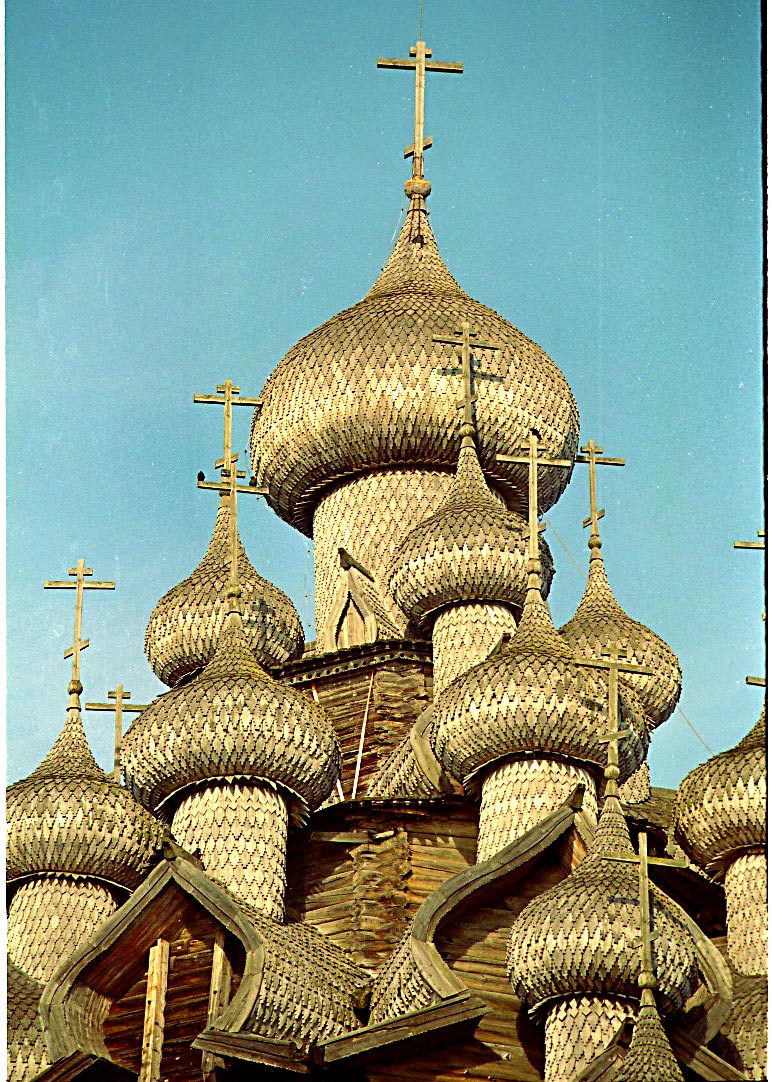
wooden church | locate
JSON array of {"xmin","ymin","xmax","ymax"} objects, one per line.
[{"xmin": 7, "ymin": 31, "xmax": 767, "ymax": 1082}]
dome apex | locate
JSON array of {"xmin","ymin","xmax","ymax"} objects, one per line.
[
  {"xmin": 145, "ymin": 495, "xmax": 304, "ymax": 687},
  {"xmin": 250, "ymin": 199, "xmax": 579, "ymax": 535}
]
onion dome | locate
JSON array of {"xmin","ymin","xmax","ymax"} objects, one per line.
[
  {"xmin": 388, "ymin": 434, "xmax": 554, "ymax": 629},
  {"xmin": 507, "ymin": 791, "xmax": 702, "ymax": 1015},
  {"xmin": 616, "ymin": 1001, "xmax": 684, "ymax": 1082},
  {"xmin": 250, "ymin": 195, "xmax": 579, "ymax": 536},
  {"xmin": 124, "ymin": 610, "xmax": 341, "ymax": 817},
  {"xmin": 559, "ymin": 548, "xmax": 681, "ymax": 728},
  {"xmin": 673, "ymin": 700, "xmax": 766, "ymax": 872},
  {"xmin": 144, "ymin": 495, "xmax": 304, "ymax": 687},
  {"xmin": 7, "ymin": 689, "xmax": 165, "ymax": 889},
  {"xmin": 431, "ymin": 578, "xmax": 648, "ymax": 787},
  {"xmin": 712, "ymin": 971, "xmax": 768, "ymax": 1079}
]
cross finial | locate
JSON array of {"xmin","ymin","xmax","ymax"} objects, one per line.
[
  {"xmin": 44, "ymin": 560, "xmax": 116, "ymax": 696},
  {"xmin": 496, "ymin": 432, "xmax": 573, "ymax": 581},
  {"xmin": 194, "ymin": 380, "xmax": 263, "ymax": 484},
  {"xmin": 574, "ymin": 642, "xmax": 653, "ymax": 796},
  {"xmin": 432, "ymin": 321, "xmax": 500, "ymax": 443},
  {"xmin": 734, "ymin": 530, "xmax": 766, "ymax": 621},
  {"xmin": 574, "ymin": 440, "xmax": 626, "ymax": 556},
  {"xmin": 85, "ymin": 685, "xmax": 148, "ymax": 781},
  {"xmin": 377, "ymin": 40, "xmax": 463, "ymax": 197}
]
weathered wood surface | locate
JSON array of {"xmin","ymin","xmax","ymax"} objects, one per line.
[
  {"xmin": 193, "ymin": 1030, "xmax": 309, "ymax": 1073},
  {"xmin": 283, "ymin": 655, "xmax": 433, "ymax": 796}
]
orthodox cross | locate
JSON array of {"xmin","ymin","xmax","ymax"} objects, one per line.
[
  {"xmin": 571, "ymin": 640, "xmax": 649, "ymax": 779},
  {"xmin": 734, "ymin": 530, "xmax": 766, "ymax": 621},
  {"xmin": 377, "ymin": 41, "xmax": 463, "ymax": 179},
  {"xmin": 44, "ymin": 559, "xmax": 115, "ymax": 688},
  {"xmin": 433, "ymin": 320, "xmax": 501, "ymax": 433},
  {"xmin": 85, "ymin": 685, "xmax": 148, "ymax": 781},
  {"xmin": 574, "ymin": 440, "xmax": 626, "ymax": 543},
  {"xmin": 606, "ymin": 830, "xmax": 688, "ymax": 927},
  {"xmin": 497, "ymin": 430, "xmax": 573, "ymax": 568},
  {"xmin": 194, "ymin": 380, "xmax": 262, "ymax": 482}
]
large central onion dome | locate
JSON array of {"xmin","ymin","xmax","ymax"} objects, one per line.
[
  {"xmin": 7, "ymin": 693, "xmax": 165, "ymax": 889},
  {"xmin": 145, "ymin": 496, "xmax": 304, "ymax": 687},
  {"xmin": 250, "ymin": 196, "xmax": 579, "ymax": 535},
  {"xmin": 388, "ymin": 433, "xmax": 554, "ymax": 630},
  {"xmin": 123, "ymin": 611, "xmax": 340, "ymax": 818}
]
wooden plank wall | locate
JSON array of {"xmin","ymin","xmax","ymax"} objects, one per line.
[{"xmin": 293, "ymin": 661, "xmax": 432, "ymax": 798}]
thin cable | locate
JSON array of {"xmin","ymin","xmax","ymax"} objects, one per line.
[
  {"xmin": 387, "ymin": 199, "xmax": 406, "ymax": 252},
  {"xmin": 543, "ymin": 515, "xmax": 586, "ymax": 580},
  {"xmin": 676, "ymin": 705, "xmax": 714, "ymax": 755},
  {"xmin": 544, "ymin": 517, "xmax": 716, "ymax": 757}
]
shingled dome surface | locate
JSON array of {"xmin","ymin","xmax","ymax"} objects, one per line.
[
  {"xmin": 507, "ymin": 793, "xmax": 702, "ymax": 1014},
  {"xmin": 250, "ymin": 197, "xmax": 579, "ymax": 535},
  {"xmin": 431, "ymin": 583, "xmax": 649, "ymax": 786},
  {"xmin": 388, "ymin": 438, "xmax": 553, "ymax": 628},
  {"xmin": 124, "ymin": 612, "xmax": 341, "ymax": 816},
  {"xmin": 673, "ymin": 701, "xmax": 766, "ymax": 870},
  {"xmin": 559, "ymin": 551, "xmax": 681, "ymax": 728},
  {"xmin": 145, "ymin": 496, "xmax": 304, "ymax": 687},
  {"xmin": 7, "ymin": 707, "xmax": 164, "ymax": 889}
]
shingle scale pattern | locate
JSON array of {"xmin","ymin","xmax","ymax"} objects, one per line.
[
  {"xmin": 145, "ymin": 497, "xmax": 304, "ymax": 687},
  {"xmin": 432, "ymin": 601, "xmax": 518, "ymax": 696},
  {"xmin": 724, "ymin": 852, "xmax": 767, "ymax": 976},
  {"xmin": 366, "ymin": 733, "xmax": 440, "ymax": 800},
  {"xmin": 712, "ymin": 971, "xmax": 768, "ymax": 1080},
  {"xmin": 431, "ymin": 585, "xmax": 648, "ymax": 786},
  {"xmin": 615, "ymin": 1002, "xmax": 685, "ymax": 1082},
  {"xmin": 543, "ymin": 995, "xmax": 631, "ymax": 1082},
  {"xmin": 233, "ymin": 892, "xmax": 368, "ymax": 1046},
  {"xmin": 388, "ymin": 440, "xmax": 553, "ymax": 627},
  {"xmin": 251, "ymin": 197, "xmax": 579, "ymax": 536},
  {"xmin": 559, "ymin": 553, "xmax": 681, "ymax": 729},
  {"xmin": 7, "ymin": 961, "xmax": 49, "ymax": 1082},
  {"xmin": 123, "ymin": 612, "xmax": 341, "ymax": 814},
  {"xmin": 6, "ymin": 707, "xmax": 165, "ymax": 887},
  {"xmin": 368, "ymin": 926, "xmax": 438, "ymax": 1025},
  {"xmin": 507, "ymin": 794, "xmax": 702, "ymax": 1014},
  {"xmin": 673, "ymin": 701, "xmax": 766, "ymax": 870}
]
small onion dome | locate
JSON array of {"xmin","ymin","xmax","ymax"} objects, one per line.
[
  {"xmin": 387, "ymin": 436, "xmax": 554, "ymax": 629},
  {"xmin": 507, "ymin": 793, "xmax": 702, "ymax": 1015},
  {"xmin": 712, "ymin": 971, "xmax": 768, "ymax": 1078},
  {"xmin": 124, "ymin": 611, "xmax": 340, "ymax": 817},
  {"xmin": 559, "ymin": 549, "xmax": 681, "ymax": 729},
  {"xmin": 7, "ymin": 697, "xmax": 165, "ymax": 889},
  {"xmin": 672, "ymin": 701, "xmax": 766, "ymax": 872},
  {"xmin": 250, "ymin": 195, "xmax": 579, "ymax": 536},
  {"xmin": 431, "ymin": 582, "xmax": 648, "ymax": 787},
  {"xmin": 615, "ymin": 1001, "xmax": 684, "ymax": 1082},
  {"xmin": 145, "ymin": 496, "xmax": 304, "ymax": 688}
]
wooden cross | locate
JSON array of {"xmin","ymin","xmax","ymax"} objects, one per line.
[
  {"xmin": 433, "ymin": 320, "xmax": 501, "ymax": 431},
  {"xmin": 497, "ymin": 430, "xmax": 573, "ymax": 568},
  {"xmin": 44, "ymin": 559, "xmax": 115, "ymax": 687},
  {"xmin": 746, "ymin": 675, "xmax": 766, "ymax": 687},
  {"xmin": 605, "ymin": 831, "xmax": 688, "ymax": 942},
  {"xmin": 734, "ymin": 530, "xmax": 766, "ymax": 620},
  {"xmin": 85, "ymin": 685, "xmax": 148, "ymax": 781},
  {"xmin": 575, "ymin": 644, "xmax": 653, "ymax": 741},
  {"xmin": 574, "ymin": 440, "xmax": 626, "ymax": 542},
  {"xmin": 377, "ymin": 41, "xmax": 463, "ymax": 179},
  {"xmin": 194, "ymin": 379, "xmax": 262, "ymax": 482}
]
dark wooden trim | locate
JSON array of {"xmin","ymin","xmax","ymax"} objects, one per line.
[
  {"xmin": 32, "ymin": 1052, "xmax": 136, "ymax": 1082},
  {"xmin": 193, "ymin": 1031, "xmax": 309, "ymax": 1074},
  {"xmin": 312, "ymin": 992, "xmax": 489, "ymax": 1068},
  {"xmin": 670, "ymin": 1029, "xmax": 748, "ymax": 1080},
  {"xmin": 277, "ymin": 640, "xmax": 432, "ymax": 684},
  {"xmin": 41, "ymin": 852, "xmax": 266, "ymax": 1062}
]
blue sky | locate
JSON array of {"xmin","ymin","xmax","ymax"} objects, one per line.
[{"xmin": 7, "ymin": 0, "xmax": 764, "ymax": 786}]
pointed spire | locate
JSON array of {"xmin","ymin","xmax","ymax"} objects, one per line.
[{"xmin": 26, "ymin": 699, "xmax": 105, "ymax": 784}]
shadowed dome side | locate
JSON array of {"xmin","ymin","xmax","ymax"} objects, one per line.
[
  {"xmin": 388, "ymin": 437, "xmax": 553, "ymax": 628},
  {"xmin": 145, "ymin": 496, "xmax": 304, "ymax": 687},
  {"xmin": 507, "ymin": 795, "xmax": 702, "ymax": 1015},
  {"xmin": 431, "ymin": 584, "xmax": 648, "ymax": 786},
  {"xmin": 673, "ymin": 701, "xmax": 766, "ymax": 870},
  {"xmin": 124, "ymin": 613, "xmax": 341, "ymax": 816},
  {"xmin": 250, "ymin": 197, "xmax": 579, "ymax": 536},
  {"xmin": 7, "ymin": 703, "xmax": 165, "ymax": 888},
  {"xmin": 559, "ymin": 551, "xmax": 681, "ymax": 728}
]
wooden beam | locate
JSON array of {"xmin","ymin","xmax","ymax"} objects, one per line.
[
  {"xmin": 202, "ymin": 929, "xmax": 233, "ymax": 1081},
  {"xmin": 138, "ymin": 938, "xmax": 169, "ymax": 1082}
]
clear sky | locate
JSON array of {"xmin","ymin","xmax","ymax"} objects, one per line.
[{"xmin": 7, "ymin": 1, "xmax": 764, "ymax": 788}]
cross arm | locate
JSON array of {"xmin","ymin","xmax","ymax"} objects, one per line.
[
  {"xmin": 377, "ymin": 57, "xmax": 463, "ymax": 73},
  {"xmin": 574, "ymin": 454, "xmax": 625, "ymax": 467},
  {"xmin": 604, "ymin": 853, "xmax": 689, "ymax": 870},
  {"xmin": 85, "ymin": 702, "xmax": 148, "ymax": 713},
  {"xmin": 574, "ymin": 656, "xmax": 654, "ymax": 676},
  {"xmin": 44, "ymin": 581, "xmax": 115, "ymax": 590},
  {"xmin": 495, "ymin": 454, "xmax": 573, "ymax": 468}
]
